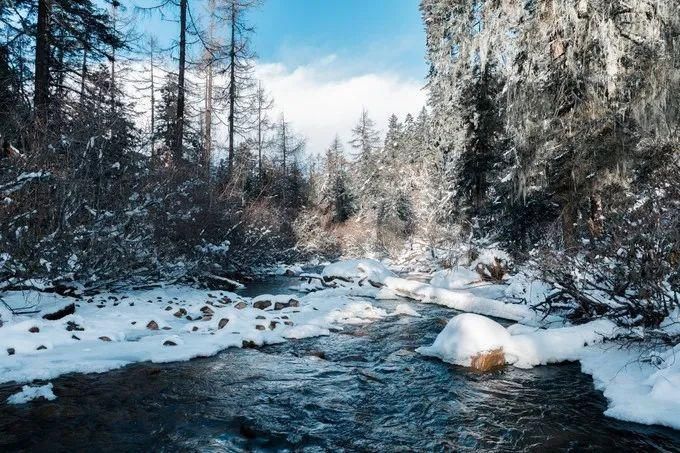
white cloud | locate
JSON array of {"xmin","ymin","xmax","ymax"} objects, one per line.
[{"xmin": 255, "ymin": 55, "xmax": 426, "ymax": 156}]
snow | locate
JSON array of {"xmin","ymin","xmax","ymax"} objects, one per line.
[
  {"xmin": 383, "ymin": 276, "xmax": 550, "ymax": 325},
  {"xmin": 416, "ymin": 313, "xmax": 511, "ymax": 367},
  {"xmin": 7, "ymin": 383, "xmax": 56, "ymax": 404},
  {"xmin": 391, "ymin": 304, "xmax": 421, "ymax": 317},
  {"xmin": 321, "ymin": 259, "xmax": 396, "ymax": 284},
  {"xmin": 417, "ymin": 313, "xmax": 617, "ymax": 369},
  {"xmin": 430, "ymin": 267, "xmax": 480, "ymax": 290},
  {"xmin": 0, "ymin": 284, "xmax": 387, "ymax": 385}
]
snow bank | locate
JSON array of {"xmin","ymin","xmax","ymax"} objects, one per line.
[
  {"xmin": 383, "ymin": 276, "xmax": 547, "ymax": 324},
  {"xmin": 580, "ymin": 344, "xmax": 680, "ymax": 430},
  {"xmin": 0, "ymin": 284, "xmax": 388, "ymax": 385},
  {"xmin": 321, "ymin": 259, "xmax": 396, "ymax": 284},
  {"xmin": 7, "ymin": 383, "xmax": 56, "ymax": 404}
]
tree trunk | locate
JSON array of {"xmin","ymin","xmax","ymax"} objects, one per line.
[
  {"xmin": 588, "ymin": 192, "xmax": 603, "ymax": 238},
  {"xmin": 34, "ymin": 0, "xmax": 51, "ymax": 132},
  {"xmin": 149, "ymin": 47, "xmax": 156, "ymax": 161},
  {"xmin": 562, "ymin": 202, "xmax": 578, "ymax": 250},
  {"xmin": 257, "ymin": 81, "xmax": 262, "ymax": 179},
  {"xmin": 227, "ymin": 1, "xmax": 236, "ymax": 176},
  {"xmin": 174, "ymin": 0, "xmax": 187, "ymax": 164}
]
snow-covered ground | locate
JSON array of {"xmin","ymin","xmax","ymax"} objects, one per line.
[{"xmin": 0, "ymin": 283, "xmax": 395, "ymax": 386}]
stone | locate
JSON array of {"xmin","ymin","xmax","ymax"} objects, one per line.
[
  {"xmin": 66, "ymin": 321, "xmax": 84, "ymax": 331},
  {"xmin": 99, "ymin": 336, "xmax": 112, "ymax": 342},
  {"xmin": 269, "ymin": 321, "xmax": 279, "ymax": 330},
  {"xmin": 36, "ymin": 345, "xmax": 47, "ymax": 350},
  {"xmin": 192, "ymin": 326, "xmax": 199, "ymax": 332},
  {"xmin": 42, "ymin": 303, "xmax": 76, "ymax": 321},
  {"xmin": 162, "ymin": 327, "xmax": 172, "ymax": 330},
  {"xmin": 256, "ymin": 315, "xmax": 266, "ymax": 320},
  {"xmin": 253, "ymin": 300, "xmax": 272, "ymax": 310},
  {"xmin": 284, "ymin": 321, "xmax": 293, "ymax": 326},
  {"xmin": 242, "ymin": 340, "xmax": 258, "ymax": 349},
  {"xmin": 165, "ymin": 306, "xmax": 173, "ymax": 311},
  {"xmin": 146, "ymin": 320, "xmax": 159, "ymax": 330},
  {"xmin": 163, "ymin": 340, "xmax": 177, "ymax": 346},
  {"xmin": 218, "ymin": 318, "xmax": 229, "ymax": 329},
  {"xmin": 28, "ymin": 326, "xmax": 40, "ymax": 333},
  {"xmin": 255, "ymin": 325, "xmax": 266, "ymax": 331},
  {"xmin": 274, "ymin": 299, "xmax": 300, "ymax": 310},
  {"xmin": 307, "ymin": 351, "xmax": 326, "ymax": 360},
  {"xmin": 173, "ymin": 308, "xmax": 187, "ymax": 318},
  {"xmin": 234, "ymin": 301, "xmax": 248, "ymax": 310},
  {"xmin": 71, "ymin": 335, "xmax": 80, "ymax": 341},
  {"xmin": 470, "ymin": 348, "xmax": 506, "ymax": 372},
  {"xmin": 200, "ymin": 306, "xmax": 214, "ymax": 316},
  {"xmin": 130, "ymin": 321, "xmax": 137, "ymax": 325},
  {"xmin": 7, "ymin": 348, "xmax": 15, "ymax": 356}
]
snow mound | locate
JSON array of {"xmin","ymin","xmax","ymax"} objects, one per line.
[
  {"xmin": 322, "ymin": 259, "xmax": 396, "ymax": 284},
  {"xmin": 7, "ymin": 383, "xmax": 57, "ymax": 404},
  {"xmin": 416, "ymin": 314, "xmax": 511, "ymax": 367}
]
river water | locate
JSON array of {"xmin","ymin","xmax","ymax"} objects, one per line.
[{"xmin": 1, "ymin": 276, "xmax": 679, "ymax": 452}]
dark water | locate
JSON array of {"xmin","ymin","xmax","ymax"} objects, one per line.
[{"xmin": 1, "ymin": 278, "xmax": 680, "ymax": 452}]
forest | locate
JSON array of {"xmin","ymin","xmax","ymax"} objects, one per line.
[{"xmin": 0, "ymin": 0, "xmax": 679, "ymax": 450}]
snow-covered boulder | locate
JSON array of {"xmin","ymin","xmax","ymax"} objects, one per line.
[
  {"xmin": 321, "ymin": 259, "xmax": 396, "ymax": 285},
  {"xmin": 416, "ymin": 313, "xmax": 510, "ymax": 369}
]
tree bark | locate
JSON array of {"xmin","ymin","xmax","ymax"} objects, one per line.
[
  {"xmin": 174, "ymin": 0, "xmax": 187, "ymax": 164},
  {"xmin": 34, "ymin": 0, "xmax": 51, "ymax": 131},
  {"xmin": 227, "ymin": 1, "xmax": 236, "ymax": 176}
]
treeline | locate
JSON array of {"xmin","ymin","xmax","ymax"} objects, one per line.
[
  {"xmin": 416, "ymin": 0, "xmax": 680, "ymax": 327},
  {"xmin": 0, "ymin": 0, "xmax": 311, "ymax": 291}
]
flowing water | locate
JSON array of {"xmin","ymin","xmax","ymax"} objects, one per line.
[{"xmin": 1, "ymin": 276, "xmax": 679, "ymax": 452}]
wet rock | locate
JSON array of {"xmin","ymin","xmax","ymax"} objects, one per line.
[
  {"xmin": 256, "ymin": 315, "xmax": 266, "ymax": 320},
  {"xmin": 42, "ymin": 303, "xmax": 76, "ymax": 321},
  {"xmin": 130, "ymin": 321, "xmax": 137, "ymax": 325},
  {"xmin": 284, "ymin": 268, "xmax": 297, "ymax": 277},
  {"xmin": 28, "ymin": 326, "xmax": 40, "ymax": 333},
  {"xmin": 162, "ymin": 327, "xmax": 172, "ymax": 330},
  {"xmin": 99, "ymin": 336, "xmax": 112, "ymax": 342},
  {"xmin": 173, "ymin": 308, "xmax": 187, "ymax": 318},
  {"xmin": 269, "ymin": 321, "xmax": 279, "ymax": 330},
  {"xmin": 146, "ymin": 320, "xmax": 159, "ymax": 330},
  {"xmin": 242, "ymin": 340, "xmax": 258, "ymax": 348},
  {"xmin": 234, "ymin": 301, "xmax": 248, "ymax": 310},
  {"xmin": 274, "ymin": 299, "xmax": 300, "ymax": 310},
  {"xmin": 7, "ymin": 348, "xmax": 15, "ymax": 355},
  {"xmin": 129, "ymin": 302, "xmax": 135, "ymax": 306},
  {"xmin": 36, "ymin": 345, "xmax": 47, "ymax": 350},
  {"xmin": 255, "ymin": 325, "xmax": 266, "ymax": 331},
  {"xmin": 218, "ymin": 318, "xmax": 229, "ymax": 329},
  {"xmin": 203, "ymin": 315, "xmax": 213, "ymax": 322},
  {"xmin": 470, "ymin": 348, "xmax": 506, "ymax": 372},
  {"xmin": 284, "ymin": 321, "xmax": 293, "ymax": 326},
  {"xmin": 200, "ymin": 306, "xmax": 214, "ymax": 316},
  {"xmin": 307, "ymin": 351, "xmax": 326, "ymax": 360},
  {"xmin": 186, "ymin": 315, "xmax": 194, "ymax": 321},
  {"xmin": 165, "ymin": 306, "xmax": 173, "ymax": 311},
  {"xmin": 192, "ymin": 326, "xmax": 199, "ymax": 332},
  {"xmin": 66, "ymin": 321, "xmax": 85, "ymax": 331},
  {"xmin": 253, "ymin": 300, "xmax": 272, "ymax": 310},
  {"xmin": 163, "ymin": 340, "xmax": 177, "ymax": 346}
]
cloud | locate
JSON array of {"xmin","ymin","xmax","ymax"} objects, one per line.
[{"xmin": 255, "ymin": 55, "xmax": 426, "ymax": 156}]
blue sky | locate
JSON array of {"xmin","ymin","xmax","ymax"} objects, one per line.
[{"xmin": 130, "ymin": 0, "xmax": 427, "ymax": 154}]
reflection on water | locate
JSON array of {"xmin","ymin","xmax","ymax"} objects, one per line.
[{"xmin": 1, "ymin": 278, "xmax": 679, "ymax": 452}]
